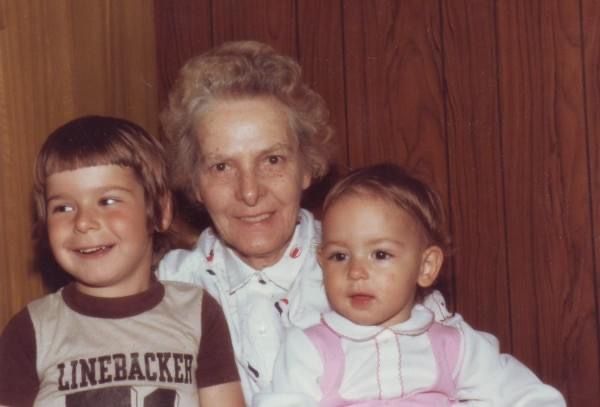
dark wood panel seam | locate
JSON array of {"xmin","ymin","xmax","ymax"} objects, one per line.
[
  {"xmin": 493, "ymin": 0, "xmax": 514, "ymax": 353},
  {"xmin": 0, "ymin": 0, "xmax": 5, "ymax": 30},
  {"xmin": 340, "ymin": 0, "xmax": 350, "ymax": 166},
  {"xmin": 293, "ymin": 0, "xmax": 300, "ymax": 61},
  {"xmin": 209, "ymin": 0, "xmax": 215, "ymax": 46},
  {"xmin": 578, "ymin": 0, "xmax": 600, "ymax": 385},
  {"xmin": 438, "ymin": 0, "xmax": 456, "ymax": 302}
]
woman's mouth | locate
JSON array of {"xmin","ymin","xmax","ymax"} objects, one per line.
[{"xmin": 238, "ymin": 212, "xmax": 273, "ymax": 223}]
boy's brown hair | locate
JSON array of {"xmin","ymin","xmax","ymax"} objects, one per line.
[{"xmin": 33, "ymin": 115, "xmax": 172, "ymax": 269}]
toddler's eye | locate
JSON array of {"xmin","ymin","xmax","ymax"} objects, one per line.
[
  {"xmin": 374, "ymin": 250, "xmax": 392, "ymax": 260},
  {"xmin": 328, "ymin": 252, "xmax": 347, "ymax": 262}
]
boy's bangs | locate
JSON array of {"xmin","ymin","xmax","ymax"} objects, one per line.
[{"xmin": 42, "ymin": 143, "xmax": 135, "ymax": 177}]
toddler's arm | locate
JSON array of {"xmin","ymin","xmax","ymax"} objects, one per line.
[
  {"xmin": 252, "ymin": 327, "xmax": 322, "ymax": 407},
  {"xmin": 455, "ymin": 320, "xmax": 566, "ymax": 406}
]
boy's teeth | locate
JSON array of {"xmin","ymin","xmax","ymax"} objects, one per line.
[{"xmin": 79, "ymin": 246, "xmax": 106, "ymax": 254}]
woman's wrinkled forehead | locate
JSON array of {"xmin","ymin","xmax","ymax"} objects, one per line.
[{"xmin": 194, "ymin": 97, "xmax": 300, "ymax": 160}]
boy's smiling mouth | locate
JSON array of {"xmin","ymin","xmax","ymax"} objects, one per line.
[{"xmin": 75, "ymin": 245, "xmax": 114, "ymax": 255}]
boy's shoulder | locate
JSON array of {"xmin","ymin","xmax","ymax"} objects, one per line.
[
  {"xmin": 26, "ymin": 288, "xmax": 66, "ymax": 319},
  {"xmin": 161, "ymin": 279, "xmax": 208, "ymax": 299}
]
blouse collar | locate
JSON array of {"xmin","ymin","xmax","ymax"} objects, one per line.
[
  {"xmin": 207, "ymin": 209, "xmax": 316, "ymax": 294},
  {"xmin": 321, "ymin": 304, "xmax": 434, "ymax": 341}
]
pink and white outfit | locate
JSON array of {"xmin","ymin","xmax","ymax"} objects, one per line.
[{"xmin": 254, "ymin": 305, "xmax": 566, "ymax": 406}]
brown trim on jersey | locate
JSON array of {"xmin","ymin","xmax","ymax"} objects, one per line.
[
  {"xmin": 0, "ymin": 307, "xmax": 38, "ymax": 406},
  {"xmin": 197, "ymin": 293, "xmax": 241, "ymax": 388},
  {"xmin": 62, "ymin": 279, "xmax": 165, "ymax": 319}
]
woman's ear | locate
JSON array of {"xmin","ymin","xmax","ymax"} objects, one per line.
[
  {"xmin": 302, "ymin": 167, "xmax": 312, "ymax": 191},
  {"xmin": 418, "ymin": 246, "xmax": 444, "ymax": 288}
]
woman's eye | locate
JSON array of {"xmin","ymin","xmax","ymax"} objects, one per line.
[
  {"xmin": 214, "ymin": 163, "xmax": 228, "ymax": 171},
  {"xmin": 374, "ymin": 250, "xmax": 392, "ymax": 260},
  {"xmin": 267, "ymin": 155, "xmax": 283, "ymax": 165}
]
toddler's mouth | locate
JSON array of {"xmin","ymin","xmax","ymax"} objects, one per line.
[{"xmin": 350, "ymin": 294, "xmax": 374, "ymax": 307}]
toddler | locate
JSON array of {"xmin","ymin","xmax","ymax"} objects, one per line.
[{"xmin": 255, "ymin": 163, "xmax": 565, "ymax": 406}]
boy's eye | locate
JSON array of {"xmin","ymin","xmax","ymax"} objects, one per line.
[
  {"xmin": 51, "ymin": 204, "xmax": 74, "ymax": 213},
  {"xmin": 100, "ymin": 197, "xmax": 118, "ymax": 206},
  {"xmin": 374, "ymin": 250, "xmax": 392, "ymax": 260}
]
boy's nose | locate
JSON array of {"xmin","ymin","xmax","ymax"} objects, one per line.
[{"xmin": 74, "ymin": 207, "xmax": 100, "ymax": 232}]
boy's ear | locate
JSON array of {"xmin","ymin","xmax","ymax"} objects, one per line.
[
  {"xmin": 417, "ymin": 246, "xmax": 443, "ymax": 288},
  {"xmin": 158, "ymin": 193, "xmax": 174, "ymax": 232},
  {"xmin": 194, "ymin": 184, "xmax": 204, "ymax": 205}
]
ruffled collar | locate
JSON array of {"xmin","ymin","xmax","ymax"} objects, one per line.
[{"xmin": 321, "ymin": 304, "xmax": 435, "ymax": 341}]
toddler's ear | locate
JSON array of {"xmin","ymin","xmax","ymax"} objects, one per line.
[
  {"xmin": 418, "ymin": 246, "xmax": 443, "ymax": 288},
  {"xmin": 316, "ymin": 246, "xmax": 325, "ymax": 268},
  {"xmin": 158, "ymin": 193, "xmax": 173, "ymax": 231}
]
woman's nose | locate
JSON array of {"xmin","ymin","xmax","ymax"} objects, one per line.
[
  {"xmin": 74, "ymin": 207, "xmax": 100, "ymax": 232},
  {"xmin": 237, "ymin": 169, "xmax": 263, "ymax": 206}
]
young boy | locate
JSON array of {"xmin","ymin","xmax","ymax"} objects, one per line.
[{"xmin": 0, "ymin": 116, "xmax": 244, "ymax": 407}]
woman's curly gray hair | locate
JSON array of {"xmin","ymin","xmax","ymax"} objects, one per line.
[{"xmin": 160, "ymin": 40, "xmax": 335, "ymax": 202}]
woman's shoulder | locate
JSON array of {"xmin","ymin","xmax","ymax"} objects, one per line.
[
  {"xmin": 157, "ymin": 247, "xmax": 206, "ymax": 282},
  {"xmin": 157, "ymin": 228, "xmax": 217, "ymax": 285}
]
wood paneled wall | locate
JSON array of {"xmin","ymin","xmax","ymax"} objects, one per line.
[
  {"xmin": 154, "ymin": 0, "xmax": 599, "ymax": 404},
  {"xmin": 0, "ymin": 0, "xmax": 158, "ymax": 329},
  {"xmin": 1, "ymin": 1, "xmax": 597, "ymax": 404}
]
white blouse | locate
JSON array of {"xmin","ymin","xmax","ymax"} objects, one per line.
[{"xmin": 157, "ymin": 209, "xmax": 330, "ymax": 404}]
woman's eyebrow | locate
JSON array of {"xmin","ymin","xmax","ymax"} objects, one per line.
[
  {"xmin": 263, "ymin": 143, "xmax": 295, "ymax": 154},
  {"xmin": 201, "ymin": 143, "xmax": 296, "ymax": 162}
]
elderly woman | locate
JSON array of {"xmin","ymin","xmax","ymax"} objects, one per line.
[
  {"xmin": 157, "ymin": 41, "xmax": 561, "ymax": 406},
  {"xmin": 157, "ymin": 41, "xmax": 335, "ymax": 402}
]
